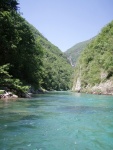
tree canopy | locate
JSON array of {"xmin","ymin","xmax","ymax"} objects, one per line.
[{"xmin": 0, "ymin": 0, "xmax": 19, "ymax": 11}]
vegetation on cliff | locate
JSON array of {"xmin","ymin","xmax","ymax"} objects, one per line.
[{"xmin": 73, "ymin": 20, "xmax": 113, "ymax": 94}]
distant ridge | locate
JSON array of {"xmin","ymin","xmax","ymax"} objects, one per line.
[{"xmin": 64, "ymin": 37, "xmax": 95, "ymax": 66}]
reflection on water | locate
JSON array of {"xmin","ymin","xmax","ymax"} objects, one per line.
[{"xmin": 0, "ymin": 92, "xmax": 113, "ymax": 150}]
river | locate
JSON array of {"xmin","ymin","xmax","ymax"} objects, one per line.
[{"xmin": 0, "ymin": 91, "xmax": 113, "ymax": 150}]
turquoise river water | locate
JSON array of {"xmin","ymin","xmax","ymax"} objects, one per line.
[{"xmin": 0, "ymin": 91, "xmax": 113, "ymax": 150}]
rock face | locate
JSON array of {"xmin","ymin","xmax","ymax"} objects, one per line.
[
  {"xmin": 91, "ymin": 80, "xmax": 113, "ymax": 95},
  {"xmin": 72, "ymin": 79, "xmax": 113, "ymax": 95},
  {"xmin": 72, "ymin": 77, "xmax": 81, "ymax": 92},
  {"xmin": 72, "ymin": 69, "xmax": 113, "ymax": 95}
]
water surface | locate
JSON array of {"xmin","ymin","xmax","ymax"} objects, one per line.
[{"xmin": 0, "ymin": 92, "xmax": 113, "ymax": 150}]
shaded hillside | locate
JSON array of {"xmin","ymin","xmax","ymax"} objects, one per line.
[
  {"xmin": 0, "ymin": 3, "xmax": 44, "ymax": 95},
  {"xmin": 72, "ymin": 20, "xmax": 113, "ymax": 95},
  {"xmin": 64, "ymin": 38, "xmax": 94, "ymax": 66}
]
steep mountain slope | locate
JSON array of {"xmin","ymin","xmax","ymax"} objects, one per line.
[
  {"xmin": 0, "ymin": 0, "xmax": 73, "ymax": 96},
  {"xmin": 64, "ymin": 39, "xmax": 93, "ymax": 66},
  {"xmin": 29, "ymin": 24, "xmax": 73, "ymax": 91},
  {"xmin": 72, "ymin": 20, "xmax": 113, "ymax": 95},
  {"xmin": 0, "ymin": 2, "xmax": 44, "ymax": 95}
]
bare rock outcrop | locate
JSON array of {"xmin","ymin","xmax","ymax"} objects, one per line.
[
  {"xmin": 91, "ymin": 80, "xmax": 113, "ymax": 95},
  {"xmin": 72, "ymin": 77, "xmax": 81, "ymax": 92}
]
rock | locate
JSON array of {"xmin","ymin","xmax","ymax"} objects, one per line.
[
  {"xmin": 0, "ymin": 90, "xmax": 18, "ymax": 99},
  {"xmin": 91, "ymin": 80, "xmax": 113, "ymax": 95},
  {"xmin": 12, "ymin": 94, "xmax": 18, "ymax": 98},
  {"xmin": 72, "ymin": 77, "xmax": 81, "ymax": 92},
  {"xmin": 72, "ymin": 76, "xmax": 113, "ymax": 95}
]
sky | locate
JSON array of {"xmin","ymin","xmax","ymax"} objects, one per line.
[{"xmin": 19, "ymin": 0, "xmax": 113, "ymax": 52}]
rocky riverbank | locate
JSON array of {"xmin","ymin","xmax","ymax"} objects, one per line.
[
  {"xmin": 0, "ymin": 87, "xmax": 48, "ymax": 100},
  {"xmin": 72, "ymin": 78, "xmax": 113, "ymax": 95},
  {"xmin": 0, "ymin": 90, "xmax": 18, "ymax": 99}
]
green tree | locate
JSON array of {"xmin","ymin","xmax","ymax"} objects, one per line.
[
  {"xmin": 0, "ymin": 2, "xmax": 43, "ymax": 90},
  {"xmin": 0, "ymin": 0, "xmax": 19, "ymax": 11},
  {"xmin": 0, "ymin": 64, "xmax": 29, "ymax": 95}
]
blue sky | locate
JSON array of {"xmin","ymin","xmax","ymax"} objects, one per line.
[{"xmin": 19, "ymin": 0, "xmax": 113, "ymax": 52}]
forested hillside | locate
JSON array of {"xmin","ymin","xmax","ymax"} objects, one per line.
[
  {"xmin": 29, "ymin": 25, "xmax": 73, "ymax": 91},
  {"xmin": 64, "ymin": 38, "xmax": 95, "ymax": 66},
  {"xmin": 72, "ymin": 20, "xmax": 113, "ymax": 95},
  {"xmin": 0, "ymin": 0, "xmax": 73, "ymax": 97}
]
